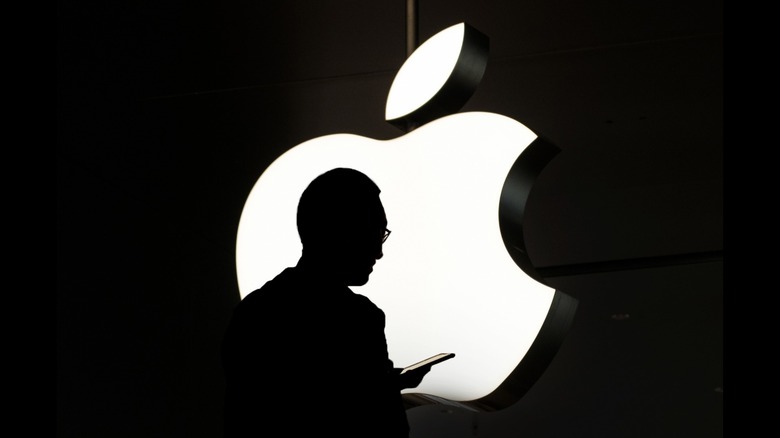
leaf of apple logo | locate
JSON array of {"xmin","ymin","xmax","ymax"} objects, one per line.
[{"xmin": 236, "ymin": 22, "xmax": 577, "ymax": 412}]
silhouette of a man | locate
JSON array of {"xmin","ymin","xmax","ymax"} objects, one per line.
[{"xmin": 222, "ymin": 167, "xmax": 431, "ymax": 437}]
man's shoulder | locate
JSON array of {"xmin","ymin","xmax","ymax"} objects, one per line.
[
  {"xmin": 237, "ymin": 267, "xmax": 384, "ymax": 316},
  {"xmin": 239, "ymin": 268, "xmax": 297, "ymax": 306},
  {"xmin": 260, "ymin": 267, "xmax": 302, "ymax": 290}
]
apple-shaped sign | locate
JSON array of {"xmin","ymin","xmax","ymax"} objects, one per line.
[{"xmin": 236, "ymin": 22, "xmax": 577, "ymax": 412}]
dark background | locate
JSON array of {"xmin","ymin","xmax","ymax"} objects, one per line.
[{"xmin": 57, "ymin": 0, "xmax": 723, "ymax": 436}]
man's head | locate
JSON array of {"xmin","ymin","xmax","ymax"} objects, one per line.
[{"xmin": 297, "ymin": 168, "xmax": 388, "ymax": 285}]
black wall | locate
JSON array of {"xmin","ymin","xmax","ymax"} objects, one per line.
[{"xmin": 57, "ymin": 1, "xmax": 723, "ymax": 436}]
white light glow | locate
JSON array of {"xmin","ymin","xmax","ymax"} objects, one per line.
[
  {"xmin": 385, "ymin": 23, "xmax": 465, "ymax": 121},
  {"xmin": 236, "ymin": 112, "xmax": 555, "ymax": 401}
]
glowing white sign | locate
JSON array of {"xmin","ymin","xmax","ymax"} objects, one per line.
[{"xmin": 236, "ymin": 22, "xmax": 575, "ymax": 410}]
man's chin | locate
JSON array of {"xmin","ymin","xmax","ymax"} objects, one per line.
[{"xmin": 347, "ymin": 273, "xmax": 371, "ymax": 287}]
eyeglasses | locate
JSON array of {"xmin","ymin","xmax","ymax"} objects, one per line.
[{"xmin": 382, "ymin": 228, "xmax": 392, "ymax": 243}]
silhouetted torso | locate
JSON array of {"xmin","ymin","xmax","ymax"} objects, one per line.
[{"xmin": 222, "ymin": 263, "xmax": 409, "ymax": 437}]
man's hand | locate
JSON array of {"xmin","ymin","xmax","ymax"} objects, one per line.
[{"xmin": 398, "ymin": 364, "xmax": 432, "ymax": 390}]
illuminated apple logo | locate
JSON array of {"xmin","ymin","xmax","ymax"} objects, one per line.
[{"xmin": 236, "ymin": 22, "xmax": 577, "ymax": 412}]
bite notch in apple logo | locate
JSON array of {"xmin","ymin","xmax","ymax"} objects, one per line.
[{"xmin": 236, "ymin": 22, "xmax": 578, "ymax": 412}]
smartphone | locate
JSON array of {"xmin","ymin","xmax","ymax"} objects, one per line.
[{"xmin": 400, "ymin": 353, "xmax": 455, "ymax": 374}]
